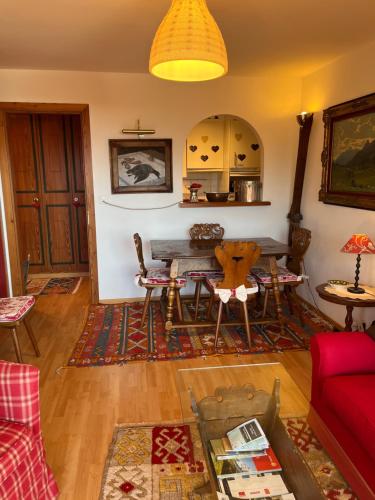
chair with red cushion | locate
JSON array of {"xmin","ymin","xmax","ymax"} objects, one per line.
[
  {"xmin": 133, "ymin": 233, "xmax": 186, "ymax": 327},
  {"xmin": 205, "ymin": 241, "xmax": 260, "ymax": 349},
  {"xmin": 0, "ymin": 296, "xmax": 40, "ymax": 363},
  {"xmin": 252, "ymin": 227, "xmax": 311, "ymax": 323},
  {"xmin": 186, "ymin": 223, "xmax": 225, "ymax": 320},
  {"xmin": 0, "ymin": 360, "xmax": 58, "ymax": 499}
]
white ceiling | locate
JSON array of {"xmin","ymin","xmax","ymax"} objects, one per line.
[{"xmin": 1, "ymin": 0, "xmax": 375, "ymax": 77}]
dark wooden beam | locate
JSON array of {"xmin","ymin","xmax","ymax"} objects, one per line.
[{"xmin": 287, "ymin": 113, "xmax": 314, "ymax": 245}]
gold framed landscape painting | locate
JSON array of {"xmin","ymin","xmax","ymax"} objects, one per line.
[
  {"xmin": 319, "ymin": 92, "xmax": 375, "ymax": 210},
  {"xmin": 110, "ymin": 139, "xmax": 173, "ymax": 194}
]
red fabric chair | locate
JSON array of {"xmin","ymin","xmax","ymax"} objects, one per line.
[
  {"xmin": 0, "ymin": 360, "xmax": 58, "ymax": 499},
  {"xmin": 309, "ymin": 332, "xmax": 375, "ymax": 499}
]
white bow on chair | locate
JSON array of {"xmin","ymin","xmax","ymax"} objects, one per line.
[{"xmin": 217, "ymin": 284, "xmax": 248, "ymax": 304}]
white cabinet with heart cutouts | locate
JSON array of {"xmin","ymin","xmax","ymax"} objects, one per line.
[
  {"xmin": 228, "ymin": 118, "xmax": 261, "ymax": 173},
  {"xmin": 186, "ymin": 116, "xmax": 226, "ymax": 171},
  {"xmin": 185, "ymin": 115, "xmax": 261, "ymax": 173}
]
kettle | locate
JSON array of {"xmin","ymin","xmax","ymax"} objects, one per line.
[{"xmin": 237, "ymin": 179, "xmax": 261, "ymax": 202}]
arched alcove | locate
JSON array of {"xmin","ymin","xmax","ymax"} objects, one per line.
[{"xmin": 183, "ymin": 114, "xmax": 263, "ymax": 202}]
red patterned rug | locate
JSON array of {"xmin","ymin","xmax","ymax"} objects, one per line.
[
  {"xmin": 27, "ymin": 277, "xmax": 82, "ymax": 295},
  {"xmin": 68, "ymin": 298, "xmax": 335, "ymax": 367},
  {"xmin": 100, "ymin": 418, "xmax": 357, "ymax": 499}
]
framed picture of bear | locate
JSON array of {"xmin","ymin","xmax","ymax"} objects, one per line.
[
  {"xmin": 109, "ymin": 139, "xmax": 173, "ymax": 194},
  {"xmin": 319, "ymin": 92, "xmax": 375, "ymax": 211}
]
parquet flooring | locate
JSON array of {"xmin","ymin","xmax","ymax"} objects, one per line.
[{"xmin": 0, "ymin": 279, "xmax": 313, "ymax": 499}]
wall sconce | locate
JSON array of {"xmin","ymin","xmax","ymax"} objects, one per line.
[
  {"xmin": 296, "ymin": 111, "xmax": 313, "ymax": 127},
  {"xmin": 122, "ymin": 119, "xmax": 155, "ymax": 138}
]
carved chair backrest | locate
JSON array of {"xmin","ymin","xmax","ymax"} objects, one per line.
[
  {"xmin": 287, "ymin": 227, "xmax": 311, "ymax": 275},
  {"xmin": 189, "ymin": 223, "xmax": 224, "ymax": 240},
  {"xmin": 133, "ymin": 233, "xmax": 147, "ymax": 278},
  {"xmin": 194, "ymin": 379, "xmax": 280, "ymax": 440},
  {"xmin": 22, "ymin": 254, "xmax": 31, "ymax": 295},
  {"xmin": 215, "ymin": 241, "xmax": 261, "ymax": 289}
]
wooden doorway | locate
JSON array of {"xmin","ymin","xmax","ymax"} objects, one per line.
[{"xmin": 0, "ymin": 103, "xmax": 98, "ymax": 303}]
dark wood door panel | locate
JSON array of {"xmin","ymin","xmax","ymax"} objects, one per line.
[
  {"xmin": 46, "ymin": 205, "xmax": 74, "ymax": 267},
  {"xmin": 17, "ymin": 206, "xmax": 45, "ymax": 269},
  {"xmin": 7, "ymin": 112, "xmax": 89, "ymax": 274},
  {"xmin": 39, "ymin": 114, "xmax": 70, "ymax": 193},
  {"xmin": 6, "ymin": 114, "xmax": 39, "ymax": 193},
  {"xmin": 76, "ymin": 205, "xmax": 88, "ymax": 265},
  {"xmin": 70, "ymin": 115, "xmax": 85, "ymax": 193}
]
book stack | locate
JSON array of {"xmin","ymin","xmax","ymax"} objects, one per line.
[{"xmin": 208, "ymin": 418, "xmax": 294, "ymax": 500}]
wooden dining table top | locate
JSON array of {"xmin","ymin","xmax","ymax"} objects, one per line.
[{"xmin": 150, "ymin": 237, "xmax": 291, "ymax": 260}]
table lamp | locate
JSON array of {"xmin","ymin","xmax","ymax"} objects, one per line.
[{"xmin": 341, "ymin": 233, "xmax": 375, "ymax": 294}]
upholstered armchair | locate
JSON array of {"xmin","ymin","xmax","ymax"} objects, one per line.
[{"xmin": 0, "ymin": 360, "xmax": 58, "ymax": 499}]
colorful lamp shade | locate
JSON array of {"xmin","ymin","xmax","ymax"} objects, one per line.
[
  {"xmin": 149, "ymin": 0, "xmax": 228, "ymax": 82},
  {"xmin": 341, "ymin": 234, "xmax": 375, "ymax": 254},
  {"xmin": 341, "ymin": 234, "xmax": 375, "ymax": 294}
]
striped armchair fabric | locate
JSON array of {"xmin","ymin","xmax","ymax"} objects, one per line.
[{"xmin": 0, "ymin": 361, "xmax": 58, "ymax": 499}]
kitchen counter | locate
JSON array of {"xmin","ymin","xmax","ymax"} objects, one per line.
[{"xmin": 178, "ymin": 200, "xmax": 271, "ymax": 208}]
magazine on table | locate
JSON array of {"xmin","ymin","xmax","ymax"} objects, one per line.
[
  {"xmin": 209, "ymin": 442, "xmax": 281, "ymax": 477},
  {"xmin": 219, "ymin": 473, "xmax": 289, "ymax": 499},
  {"xmin": 210, "ymin": 438, "xmax": 268, "ymax": 460},
  {"xmin": 226, "ymin": 418, "xmax": 269, "ymax": 452}
]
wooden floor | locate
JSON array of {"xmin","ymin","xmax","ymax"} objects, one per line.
[{"xmin": 0, "ymin": 279, "xmax": 313, "ymax": 499}]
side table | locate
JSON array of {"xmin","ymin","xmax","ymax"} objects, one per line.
[{"xmin": 316, "ymin": 283, "xmax": 375, "ymax": 331}]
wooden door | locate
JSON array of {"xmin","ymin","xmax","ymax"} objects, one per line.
[
  {"xmin": 6, "ymin": 113, "xmax": 89, "ymax": 274},
  {"xmin": 0, "ymin": 216, "xmax": 7, "ymax": 297}
]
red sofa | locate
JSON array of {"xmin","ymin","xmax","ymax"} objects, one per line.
[{"xmin": 309, "ymin": 332, "xmax": 375, "ymax": 499}]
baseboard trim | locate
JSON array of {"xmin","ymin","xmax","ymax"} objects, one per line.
[
  {"xmin": 296, "ymin": 293, "xmax": 344, "ymax": 331},
  {"xmin": 29, "ymin": 272, "xmax": 89, "ymax": 279}
]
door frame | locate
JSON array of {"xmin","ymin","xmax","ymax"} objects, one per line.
[{"xmin": 0, "ymin": 102, "xmax": 98, "ymax": 303}]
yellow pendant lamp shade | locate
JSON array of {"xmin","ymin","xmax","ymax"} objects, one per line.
[{"xmin": 149, "ymin": 0, "xmax": 228, "ymax": 82}]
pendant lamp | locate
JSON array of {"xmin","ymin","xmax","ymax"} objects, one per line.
[{"xmin": 149, "ymin": 0, "xmax": 228, "ymax": 82}]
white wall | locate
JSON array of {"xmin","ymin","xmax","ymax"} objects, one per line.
[
  {"xmin": 300, "ymin": 41, "xmax": 375, "ymax": 329},
  {"xmin": 0, "ymin": 69, "xmax": 301, "ymax": 299}
]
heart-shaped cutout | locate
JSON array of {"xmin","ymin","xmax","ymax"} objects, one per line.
[
  {"xmin": 201, "ymin": 136, "xmax": 208, "ymax": 143},
  {"xmin": 251, "ymin": 143, "xmax": 259, "ymax": 151},
  {"xmin": 238, "ymin": 154, "xmax": 246, "ymax": 162},
  {"xmin": 201, "ymin": 155, "xmax": 209, "ymax": 162},
  {"xmin": 235, "ymin": 133, "xmax": 242, "ymax": 141},
  {"xmin": 189, "ymin": 145, "xmax": 197, "ymax": 152},
  {"xmin": 211, "ymin": 145, "xmax": 220, "ymax": 153}
]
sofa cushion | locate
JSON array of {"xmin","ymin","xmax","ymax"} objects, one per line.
[
  {"xmin": 322, "ymin": 374, "xmax": 375, "ymax": 459},
  {"xmin": 0, "ymin": 419, "xmax": 34, "ymax": 484}
]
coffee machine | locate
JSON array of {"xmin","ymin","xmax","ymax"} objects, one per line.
[{"xmin": 229, "ymin": 167, "xmax": 262, "ymax": 202}]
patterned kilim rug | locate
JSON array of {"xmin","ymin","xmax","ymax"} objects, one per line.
[
  {"xmin": 26, "ymin": 277, "xmax": 82, "ymax": 295},
  {"xmin": 100, "ymin": 418, "xmax": 357, "ymax": 499},
  {"xmin": 68, "ymin": 299, "xmax": 335, "ymax": 367}
]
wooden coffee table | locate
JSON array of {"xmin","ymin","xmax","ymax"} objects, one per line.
[
  {"xmin": 316, "ymin": 283, "xmax": 375, "ymax": 331},
  {"xmin": 176, "ymin": 363, "xmax": 324, "ymax": 499}
]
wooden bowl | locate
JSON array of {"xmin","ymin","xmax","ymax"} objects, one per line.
[
  {"xmin": 328, "ymin": 279, "xmax": 349, "ymax": 290},
  {"xmin": 205, "ymin": 192, "xmax": 230, "ymax": 202}
]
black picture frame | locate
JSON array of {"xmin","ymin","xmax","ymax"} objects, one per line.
[
  {"xmin": 319, "ymin": 92, "xmax": 375, "ymax": 211},
  {"xmin": 109, "ymin": 138, "xmax": 173, "ymax": 194}
]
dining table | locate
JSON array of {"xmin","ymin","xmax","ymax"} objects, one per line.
[{"xmin": 150, "ymin": 237, "xmax": 292, "ymax": 336}]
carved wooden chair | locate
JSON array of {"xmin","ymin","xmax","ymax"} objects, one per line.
[
  {"xmin": 252, "ymin": 227, "xmax": 311, "ymax": 324},
  {"xmin": 133, "ymin": 233, "xmax": 186, "ymax": 327},
  {"xmin": 205, "ymin": 241, "xmax": 260, "ymax": 349},
  {"xmin": 186, "ymin": 223, "xmax": 225, "ymax": 319}
]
